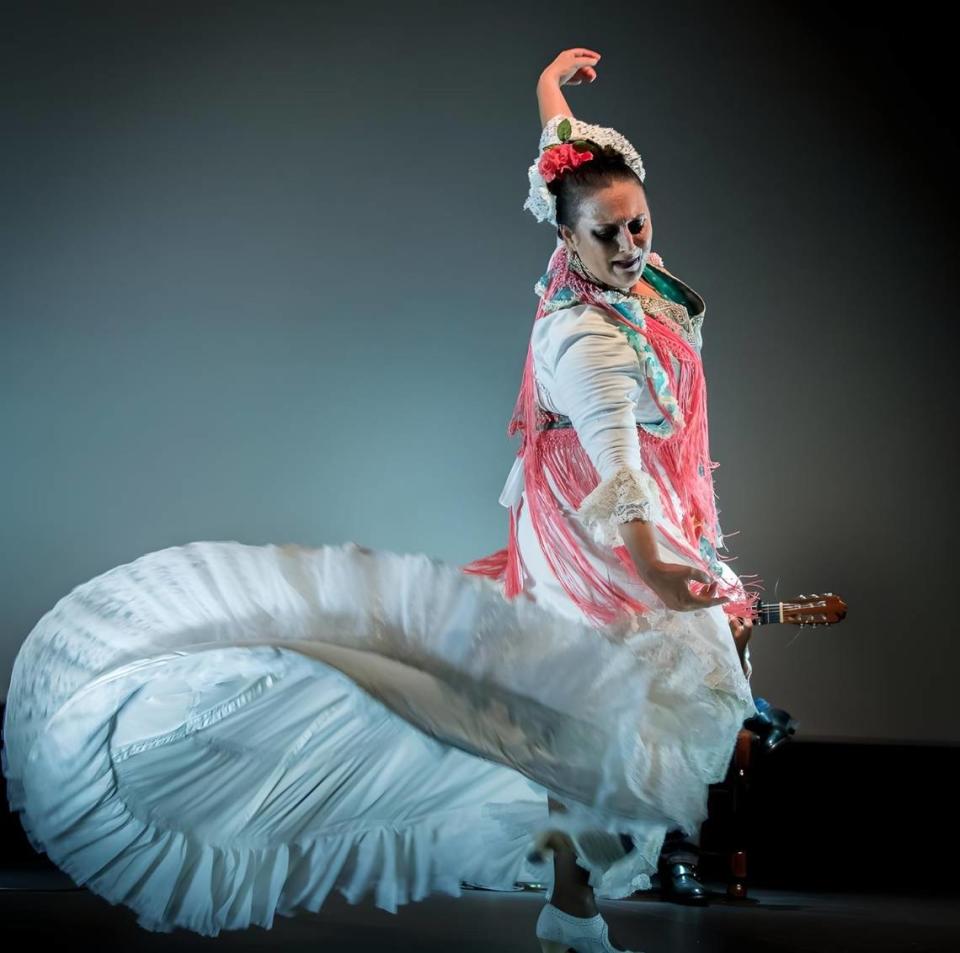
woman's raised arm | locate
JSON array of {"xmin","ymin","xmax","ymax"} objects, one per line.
[{"xmin": 536, "ymin": 48, "xmax": 602, "ymax": 129}]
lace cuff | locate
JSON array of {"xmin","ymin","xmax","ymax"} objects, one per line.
[{"xmin": 576, "ymin": 465, "xmax": 663, "ymax": 548}]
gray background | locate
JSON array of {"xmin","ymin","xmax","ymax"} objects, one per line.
[{"xmin": 2, "ymin": 1, "xmax": 956, "ymax": 744}]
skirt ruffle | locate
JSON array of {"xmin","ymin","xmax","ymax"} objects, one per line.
[{"xmin": 2, "ymin": 539, "xmax": 756, "ymax": 936}]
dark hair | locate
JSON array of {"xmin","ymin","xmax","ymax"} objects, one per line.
[{"xmin": 547, "ymin": 141, "xmax": 646, "ymax": 233}]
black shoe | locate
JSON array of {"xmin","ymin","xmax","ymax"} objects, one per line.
[{"xmin": 657, "ymin": 861, "xmax": 708, "ymax": 905}]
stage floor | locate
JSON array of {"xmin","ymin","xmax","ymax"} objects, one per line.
[{"xmin": 1, "ymin": 864, "xmax": 957, "ymax": 952}]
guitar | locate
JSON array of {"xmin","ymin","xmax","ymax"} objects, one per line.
[
  {"xmin": 753, "ymin": 592, "xmax": 847, "ymax": 627},
  {"xmin": 739, "ymin": 593, "xmax": 846, "ymax": 748},
  {"xmin": 729, "ymin": 593, "xmax": 846, "ymax": 685}
]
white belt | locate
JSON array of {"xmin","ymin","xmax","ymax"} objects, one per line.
[{"xmin": 498, "ymin": 456, "xmax": 525, "ymax": 510}]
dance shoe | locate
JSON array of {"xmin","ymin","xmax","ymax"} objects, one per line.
[
  {"xmin": 656, "ymin": 860, "xmax": 708, "ymax": 905},
  {"xmin": 535, "ymin": 902, "xmax": 646, "ymax": 953}
]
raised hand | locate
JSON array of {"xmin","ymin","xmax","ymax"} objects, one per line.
[{"xmin": 541, "ymin": 48, "xmax": 602, "ymax": 87}]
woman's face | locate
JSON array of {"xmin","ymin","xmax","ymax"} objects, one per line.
[{"xmin": 559, "ymin": 178, "xmax": 652, "ymax": 292}]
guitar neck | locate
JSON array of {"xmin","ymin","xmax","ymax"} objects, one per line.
[
  {"xmin": 755, "ymin": 601, "xmax": 781, "ymax": 625},
  {"xmin": 752, "ymin": 593, "xmax": 846, "ymax": 628}
]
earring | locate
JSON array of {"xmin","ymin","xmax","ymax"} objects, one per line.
[
  {"xmin": 568, "ymin": 246, "xmax": 604, "ymax": 287},
  {"xmin": 568, "ymin": 246, "xmax": 586, "ymax": 275}
]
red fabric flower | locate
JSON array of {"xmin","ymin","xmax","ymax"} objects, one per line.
[{"xmin": 538, "ymin": 143, "xmax": 595, "ymax": 183}]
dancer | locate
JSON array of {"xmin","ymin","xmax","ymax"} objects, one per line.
[
  {"xmin": 2, "ymin": 47, "xmax": 759, "ymax": 953},
  {"xmin": 462, "ymin": 48, "xmax": 759, "ymax": 949}
]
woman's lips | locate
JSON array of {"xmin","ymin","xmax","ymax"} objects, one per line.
[{"xmin": 613, "ymin": 254, "xmax": 641, "ymax": 270}]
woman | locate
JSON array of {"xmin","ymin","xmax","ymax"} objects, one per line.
[
  {"xmin": 463, "ymin": 48, "xmax": 759, "ymax": 950},
  {"xmin": 2, "ymin": 48, "xmax": 757, "ymax": 953}
]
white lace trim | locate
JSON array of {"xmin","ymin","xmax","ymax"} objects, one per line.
[{"xmin": 576, "ymin": 465, "xmax": 663, "ymax": 547}]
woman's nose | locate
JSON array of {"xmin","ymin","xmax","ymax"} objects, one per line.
[{"xmin": 617, "ymin": 227, "xmax": 638, "ymax": 252}]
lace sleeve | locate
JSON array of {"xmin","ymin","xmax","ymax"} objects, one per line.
[
  {"xmin": 547, "ymin": 308, "xmax": 663, "ymax": 547},
  {"xmin": 576, "ymin": 465, "xmax": 663, "ymax": 547}
]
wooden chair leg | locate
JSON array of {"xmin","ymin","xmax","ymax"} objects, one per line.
[{"xmin": 726, "ymin": 729, "xmax": 755, "ymax": 899}]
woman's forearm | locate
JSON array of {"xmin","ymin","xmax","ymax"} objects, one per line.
[
  {"xmin": 536, "ymin": 71, "xmax": 573, "ymax": 129},
  {"xmin": 618, "ymin": 518, "xmax": 660, "ymax": 573}
]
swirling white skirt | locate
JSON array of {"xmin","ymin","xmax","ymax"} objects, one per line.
[{"xmin": 2, "ymin": 537, "xmax": 756, "ymax": 937}]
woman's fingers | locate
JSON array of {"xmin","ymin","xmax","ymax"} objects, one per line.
[
  {"xmin": 566, "ymin": 59, "xmax": 599, "ymax": 83},
  {"xmin": 681, "ymin": 568, "xmax": 730, "ymax": 608},
  {"xmin": 546, "ymin": 49, "xmax": 601, "ymax": 86},
  {"xmin": 567, "ymin": 68, "xmax": 597, "ymax": 86},
  {"xmin": 550, "ymin": 49, "xmax": 600, "ymax": 69},
  {"xmin": 680, "ymin": 579, "xmax": 729, "ymax": 610},
  {"xmin": 644, "ymin": 562, "xmax": 731, "ymax": 612},
  {"xmin": 668, "ymin": 590, "xmax": 728, "ymax": 611},
  {"xmin": 691, "ymin": 594, "xmax": 730, "ymax": 609}
]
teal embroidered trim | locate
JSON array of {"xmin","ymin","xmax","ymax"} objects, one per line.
[
  {"xmin": 534, "ymin": 264, "xmax": 691, "ymax": 439},
  {"xmin": 533, "ymin": 257, "xmax": 726, "ymax": 549}
]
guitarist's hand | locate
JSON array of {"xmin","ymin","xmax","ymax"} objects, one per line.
[{"xmin": 729, "ymin": 615, "xmax": 753, "ymax": 675}]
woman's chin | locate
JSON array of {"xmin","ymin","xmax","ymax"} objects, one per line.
[{"xmin": 604, "ymin": 268, "xmax": 641, "ymax": 291}]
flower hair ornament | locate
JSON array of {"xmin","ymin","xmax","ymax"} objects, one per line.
[{"xmin": 524, "ymin": 114, "xmax": 647, "ymax": 226}]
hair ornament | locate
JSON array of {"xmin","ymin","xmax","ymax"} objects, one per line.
[
  {"xmin": 524, "ymin": 114, "xmax": 646, "ymax": 227},
  {"xmin": 536, "ymin": 118, "xmax": 596, "ymax": 182}
]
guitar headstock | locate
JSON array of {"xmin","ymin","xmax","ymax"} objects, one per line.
[{"xmin": 757, "ymin": 593, "xmax": 847, "ymax": 627}]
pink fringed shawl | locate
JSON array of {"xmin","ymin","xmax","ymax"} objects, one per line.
[{"xmin": 462, "ymin": 243, "xmax": 760, "ymax": 626}]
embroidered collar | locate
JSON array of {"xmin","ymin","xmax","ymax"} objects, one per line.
[
  {"xmin": 533, "ymin": 256, "xmax": 710, "ymax": 439},
  {"xmin": 533, "ymin": 260, "xmax": 705, "ymax": 347}
]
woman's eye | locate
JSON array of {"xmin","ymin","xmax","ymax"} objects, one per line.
[{"xmin": 595, "ymin": 219, "xmax": 645, "ymax": 241}]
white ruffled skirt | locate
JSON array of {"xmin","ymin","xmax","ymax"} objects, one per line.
[{"xmin": 2, "ymin": 538, "xmax": 756, "ymax": 937}]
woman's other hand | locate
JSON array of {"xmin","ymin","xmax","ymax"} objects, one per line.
[
  {"xmin": 619, "ymin": 519, "xmax": 727, "ymax": 612},
  {"xmin": 639, "ymin": 560, "xmax": 730, "ymax": 612},
  {"xmin": 540, "ymin": 48, "xmax": 602, "ymax": 87}
]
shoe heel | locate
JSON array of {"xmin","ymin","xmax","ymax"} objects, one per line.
[{"xmin": 538, "ymin": 941, "xmax": 571, "ymax": 953}]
